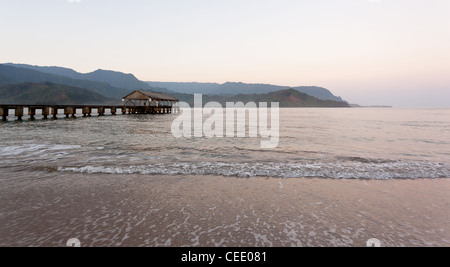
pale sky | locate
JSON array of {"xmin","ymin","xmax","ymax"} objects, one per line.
[{"xmin": 1, "ymin": 0, "xmax": 449, "ymax": 107}]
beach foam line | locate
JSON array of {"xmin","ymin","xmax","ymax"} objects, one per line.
[{"xmin": 57, "ymin": 161, "xmax": 450, "ymax": 180}]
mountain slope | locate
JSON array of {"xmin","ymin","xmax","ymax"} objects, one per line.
[
  {"xmin": 4, "ymin": 64, "xmax": 81, "ymax": 79},
  {"xmin": 83, "ymin": 69, "xmax": 151, "ymax": 91},
  {"xmin": 146, "ymin": 81, "xmax": 221, "ymax": 95},
  {"xmin": 0, "ymin": 64, "xmax": 131, "ymax": 98},
  {"xmin": 5, "ymin": 63, "xmax": 173, "ymax": 93},
  {"xmin": 292, "ymin": 86, "xmax": 342, "ymax": 101},
  {"xmin": 147, "ymin": 81, "xmax": 344, "ymax": 101},
  {"xmin": 0, "ymin": 82, "xmax": 118, "ymax": 105},
  {"xmin": 217, "ymin": 82, "xmax": 343, "ymax": 101},
  {"xmin": 2, "ymin": 63, "xmax": 347, "ymax": 103},
  {"xmin": 0, "ymin": 74, "xmax": 17, "ymax": 87},
  {"xmin": 228, "ymin": 89, "xmax": 348, "ymax": 107},
  {"xmin": 172, "ymin": 88, "xmax": 350, "ymax": 108},
  {"xmin": 4, "ymin": 63, "xmax": 345, "ymax": 102}
]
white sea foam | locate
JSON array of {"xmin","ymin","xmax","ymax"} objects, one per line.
[
  {"xmin": 0, "ymin": 144, "xmax": 81, "ymax": 156},
  {"xmin": 57, "ymin": 160, "xmax": 450, "ymax": 180},
  {"xmin": 46, "ymin": 145, "xmax": 81, "ymax": 150}
]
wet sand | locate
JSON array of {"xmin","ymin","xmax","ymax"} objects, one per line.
[{"xmin": 0, "ymin": 172, "xmax": 449, "ymax": 247}]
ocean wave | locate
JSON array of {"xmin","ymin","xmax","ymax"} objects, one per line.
[
  {"xmin": 335, "ymin": 156, "xmax": 396, "ymax": 164},
  {"xmin": 57, "ymin": 161, "xmax": 450, "ymax": 180},
  {"xmin": 0, "ymin": 144, "xmax": 81, "ymax": 156}
]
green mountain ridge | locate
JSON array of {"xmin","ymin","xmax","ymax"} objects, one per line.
[
  {"xmin": 0, "ymin": 64, "xmax": 131, "ymax": 99},
  {"xmin": 2, "ymin": 63, "xmax": 348, "ymax": 104},
  {"xmin": 4, "ymin": 63, "xmax": 173, "ymax": 93},
  {"xmin": 172, "ymin": 88, "xmax": 350, "ymax": 108},
  {"xmin": 0, "ymin": 82, "xmax": 349, "ymax": 108},
  {"xmin": 147, "ymin": 81, "xmax": 344, "ymax": 102},
  {"xmin": 0, "ymin": 63, "xmax": 350, "ymax": 107},
  {"xmin": 0, "ymin": 82, "xmax": 118, "ymax": 105}
]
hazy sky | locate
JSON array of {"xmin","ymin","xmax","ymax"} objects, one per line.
[{"xmin": 1, "ymin": 0, "xmax": 449, "ymax": 107}]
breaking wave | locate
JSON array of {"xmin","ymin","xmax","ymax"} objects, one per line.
[{"xmin": 58, "ymin": 161, "xmax": 450, "ymax": 180}]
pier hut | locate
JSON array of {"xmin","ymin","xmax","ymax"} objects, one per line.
[{"xmin": 122, "ymin": 91, "xmax": 179, "ymax": 114}]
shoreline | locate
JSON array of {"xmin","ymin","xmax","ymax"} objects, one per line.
[
  {"xmin": 0, "ymin": 172, "xmax": 449, "ymax": 247},
  {"xmin": 54, "ymin": 169, "xmax": 450, "ymax": 181}
]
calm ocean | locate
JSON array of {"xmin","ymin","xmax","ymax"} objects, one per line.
[{"xmin": 0, "ymin": 108, "xmax": 449, "ymax": 180}]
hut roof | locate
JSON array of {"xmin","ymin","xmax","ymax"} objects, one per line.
[{"xmin": 123, "ymin": 91, "xmax": 179, "ymax": 102}]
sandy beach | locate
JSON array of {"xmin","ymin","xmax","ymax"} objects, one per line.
[
  {"xmin": 0, "ymin": 172, "xmax": 448, "ymax": 247},
  {"xmin": 2, "ymin": 0, "xmax": 450, "ymax": 251}
]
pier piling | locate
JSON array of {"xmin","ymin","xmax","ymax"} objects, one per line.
[
  {"xmin": 64, "ymin": 107, "xmax": 73, "ymax": 118},
  {"xmin": 82, "ymin": 107, "xmax": 91, "ymax": 117},
  {"xmin": 52, "ymin": 107, "xmax": 58, "ymax": 119},
  {"xmin": 42, "ymin": 107, "xmax": 49, "ymax": 119},
  {"xmin": 15, "ymin": 107, "xmax": 24, "ymax": 120},
  {"xmin": 28, "ymin": 108, "xmax": 36, "ymax": 120},
  {"xmin": 98, "ymin": 107, "xmax": 105, "ymax": 116},
  {"xmin": 0, "ymin": 107, "xmax": 8, "ymax": 121}
]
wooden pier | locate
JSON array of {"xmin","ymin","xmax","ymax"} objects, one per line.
[
  {"xmin": 0, "ymin": 104, "xmax": 179, "ymax": 121},
  {"xmin": 0, "ymin": 90, "xmax": 180, "ymax": 121}
]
